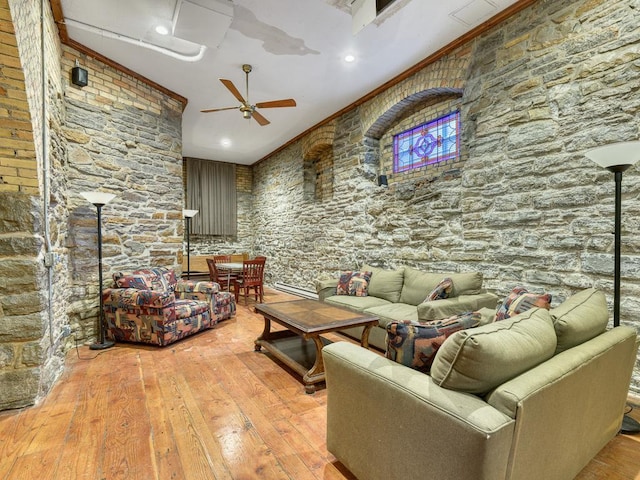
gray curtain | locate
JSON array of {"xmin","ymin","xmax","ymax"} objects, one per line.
[{"xmin": 186, "ymin": 158, "xmax": 237, "ymax": 236}]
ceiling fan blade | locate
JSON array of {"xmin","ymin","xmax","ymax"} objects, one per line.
[
  {"xmin": 200, "ymin": 106, "xmax": 238, "ymax": 113},
  {"xmin": 220, "ymin": 78, "xmax": 247, "ymax": 104},
  {"xmin": 252, "ymin": 110, "xmax": 270, "ymax": 126},
  {"xmin": 255, "ymin": 99, "xmax": 297, "ymax": 109}
]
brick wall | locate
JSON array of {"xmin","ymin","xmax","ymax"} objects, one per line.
[{"xmin": 0, "ymin": 2, "xmax": 37, "ymax": 194}]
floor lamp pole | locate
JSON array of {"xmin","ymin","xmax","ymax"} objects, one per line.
[
  {"xmin": 585, "ymin": 142, "xmax": 640, "ymax": 435},
  {"xmin": 91, "ymin": 203, "xmax": 114, "ymax": 350},
  {"xmin": 81, "ymin": 191, "xmax": 116, "ymax": 351},
  {"xmin": 613, "ymin": 168, "xmax": 624, "ymax": 327},
  {"xmin": 186, "ymin": 216, "xmax": 192, "ymax": 280},
  {"xmin": 183, "ymin": 209, "xmax": 199, "ymax": 280}
]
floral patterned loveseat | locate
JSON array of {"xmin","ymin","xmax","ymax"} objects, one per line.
[{"xmin": 102, "ymin": 267, "xmax": 235, "ymax": 346}]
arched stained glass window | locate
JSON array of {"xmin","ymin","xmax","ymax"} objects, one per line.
[{"xmin": 393, "ymin": 110, "xmax": 460, "ymax": 173}]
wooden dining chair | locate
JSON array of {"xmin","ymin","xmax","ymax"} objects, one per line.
[
  {"xmin": 230, "ymin": 252, "xmax": 249, "ymax": 263},
  {"xmin": 233, "ymin": 258, "xmax": 266, "ymax": 305},
  {"xmin": 206, "ymin": 256, "xmax": 233, "ymax": 291}
]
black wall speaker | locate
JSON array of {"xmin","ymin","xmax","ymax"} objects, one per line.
[
  {"xmin": 377, "ymin": 175, "xmax": 388, "ymax": 186},
  {"xmin": 71, "ymin": 66, "xmax": 88, "ymax": 87}
]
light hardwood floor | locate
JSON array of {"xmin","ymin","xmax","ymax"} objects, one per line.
[{"xmin": 0, "ymin": 288, "xmax": 639, "ymax": 479}]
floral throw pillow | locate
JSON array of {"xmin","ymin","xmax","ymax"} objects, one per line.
[
  {"xmin": 424, "ymin": 277, "xmax": 453, "ymax": 302},
  {"xmin": 336, "ymin": 271, "xmax": 372, "ymax": 297},
  {"xmin": 494, "ymin": 286, "xmax": 552, "ymax": 322},
  {"xmin": 386, "ymin": 311, "xmax": 481, "ymax": 373}
]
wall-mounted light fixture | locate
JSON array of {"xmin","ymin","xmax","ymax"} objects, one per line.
[{"xmin": 71, "ymin": 59, "xmax": 88, "ymax": 87}]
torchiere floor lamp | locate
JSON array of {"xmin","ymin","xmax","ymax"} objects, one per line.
[
  {"xmin": 81, "ymin": 191, "xmax": 116, "ymax": 350},
  {"xmin": 585, "ymin": 140, "xmax": 640, "ymax": 434},
  {"xmin": 183, "ymin": 209, "xmax": 199, "ymax": 280}
]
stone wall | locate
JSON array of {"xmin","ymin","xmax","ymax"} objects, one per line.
[
  {"xmin": 62, "ymin": 46, "xmax": 184, "ymax": 343},
  {"xmin": 0, "ymin": 0, "xmax": 184, "ymax": 410},
  {"xmin": 250, "ymin": 0, "xmax": 640, "ymax": 394},
  {"xmin": 0, "ymin": 0, "xmax": 58, "ymax": 411}
]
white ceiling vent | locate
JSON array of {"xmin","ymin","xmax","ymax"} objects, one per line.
[
  {"xmin": 351, "ymin": 0, "xmax": 398, "ymax": 35},
  {"xmin": 450, "ymin": 0, "xmax": 497, "ymax": 26},
  {"xmin": 173, "ymin": 0, "xmax": 234, "ymax": 48}
]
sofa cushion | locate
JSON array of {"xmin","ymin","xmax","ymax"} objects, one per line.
[
  {"xmin": 550, "ymin": 288, "xmax": 609, "ymax": 354},
  {"xmin": 430, "ymin": 308, "xmax": 557, "ymax": 394},
  {"xmin": 173, "ymin": 299, "xmax": 210, "ymax": 319},
  {"xmin": 424, "ymin": 277, "xmax": 453, "ymax": 302},
  {"xmin": 416, "ymin": 293, "xmax": 499, "ymax": 322},
  {"xmin": 447, "ymin": 272, "xmax": 484, "ymax": 296},
  {"xmin": 385, "ymin": 311, "xmax": 481, "ymax": 373},
  {"xmin": 364, "ymin": 302, "xmax": 419, "ymax": 329},
  {"xmin": 325, "ymin": 295, "xmax": 390, "ymax": 312},
  {"xmin": 494, "ymin": 286, "xmax": 551, "ymax": 322},
  {"xmin": 400, "ymin": 268, "xmax": 484, "ymax": 305},
  {"xmin": 362, "ymin": 264, "xmax": 404, "ymax": 303},
  {"xmin": 336, "ymin": 271, "xmax": 372, "ymax": 297}
]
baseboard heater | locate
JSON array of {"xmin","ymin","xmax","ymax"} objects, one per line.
[{"xmin": 273, "ymin": 282, "xmax": 318, "ymax": 300}]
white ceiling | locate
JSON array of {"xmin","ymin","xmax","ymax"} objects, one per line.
[{"xmin": 58, "ymin": 0, "xmax": 521, "ymax": 165}]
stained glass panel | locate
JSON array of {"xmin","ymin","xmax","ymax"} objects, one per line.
[{"xmin": 393, "ymin": 111, "xmax": 460, "ymax": 173}]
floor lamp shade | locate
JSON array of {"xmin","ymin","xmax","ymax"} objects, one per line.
[
  {"xmin": 81, "ymin": 191, "xmax": 116, "ymax": 350},
  {"xmin": 584, "ymin": 141, "xmax": 640, "ymax": 170},
  {"xmin": 585, "ymin": 141, "xmax": 640, "ymax": 327},
  {"xmin": 183, "ymin": 209, "xmax": 198, "ymax": 279},
  {"xmin": 585, "ymin": 141, "xmax": 640, "ymax": 434}
]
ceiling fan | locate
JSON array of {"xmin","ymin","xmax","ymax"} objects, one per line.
[{"xmin": 201, "ymin": 64, "xmax": 296, "ymax": 126}]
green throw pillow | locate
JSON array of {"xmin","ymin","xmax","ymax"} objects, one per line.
[
  {"xmin": 550, "ymin": 288, "xmax": 609, "ymax": 354},
  {"xmin": 430, "ymin": 308, "xmax": 557, "ymax": 394}
]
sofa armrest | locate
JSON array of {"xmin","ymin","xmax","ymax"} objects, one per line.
[
  {"xmin": 175, "ymin": 280, "xmax": 222, "ymax": 309},
  {"xmin": 323, "ymin": 342, "xmax": 514, "ymax": 480},
  {"xmin": 417, "ymin": 292, "xmax": 499, "ymax": 322},
  {"xmin": 314, "ymin": 278, "xmax": 338, "ymax": 302},
  {"xmin": 485, "ymin": 326, "xmax": 638, "ymax": 480},
  {"xmin": 102, "ymin": 288, "xmax": 175, "ymax": 309}
]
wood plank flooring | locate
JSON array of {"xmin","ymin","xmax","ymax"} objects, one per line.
[{"xmin": 0, "ymin": 288, "xmax": 639, "ymax": 479}]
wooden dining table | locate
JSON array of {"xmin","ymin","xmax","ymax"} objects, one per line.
[{"xmin": 216, "ymin": 262, "xmax": 243, "ymax": 291}]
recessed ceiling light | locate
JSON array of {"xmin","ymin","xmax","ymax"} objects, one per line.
[
  {"xmin": 344, "ymin": 54, "xmax": 356, "ymax": 63},
  {"xmin": 155, "ymin": 25, "xmax": 169, "ymax": 35},
  {"xmin": 221, "ymin": 138, "xmax": 231, "ymax": 147}
]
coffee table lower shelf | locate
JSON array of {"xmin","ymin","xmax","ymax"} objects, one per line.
[
  {"xmin": 254, "ymin": 300, "xmax": 378, "ymax": 394},
  {"xmin": 255, "ymin": 330, "xmax": 331, "ymax": 394}
]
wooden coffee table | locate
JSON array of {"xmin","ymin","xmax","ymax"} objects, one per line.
[{"xmin": 254, "ymin": 299, "xmax": 379, "ymax": 394}]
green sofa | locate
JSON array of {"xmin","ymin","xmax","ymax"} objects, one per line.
[
  {"xmin": 315, "ymin": 265, "xmax": 499, "ymax": 350},
  {"xmin": 323, "ymin": 288, "xmax": 639, "ymax": 480}
]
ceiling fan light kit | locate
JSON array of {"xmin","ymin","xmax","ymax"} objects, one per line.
[{"xmin": 201, "ymin": 64, "xmax": 296, "ymax": 126}]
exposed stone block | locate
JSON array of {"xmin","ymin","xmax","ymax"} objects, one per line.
[{"xmin": 0, "ymin": 368, "xmax": 39, "ymax": 410}]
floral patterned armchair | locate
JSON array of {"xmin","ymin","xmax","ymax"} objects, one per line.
[{"xmin": 102, "ymin": 267, "xmax": 235, "ymax": 346}]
